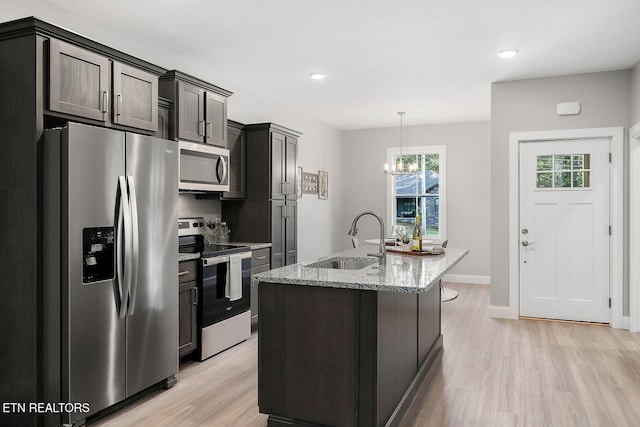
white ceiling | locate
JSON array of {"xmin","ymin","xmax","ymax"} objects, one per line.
[{"xmin": 5, "ymin": 0, "xmax": 640, "ymax": 129}]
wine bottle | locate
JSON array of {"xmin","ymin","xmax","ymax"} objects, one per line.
[{"xmin": 411, "ymin": 216, "xmax": 422, "ymax": 252}]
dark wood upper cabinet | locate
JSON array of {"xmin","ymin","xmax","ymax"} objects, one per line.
[
  {"xmin": 159, "ymin": 70, "xmax": 232, "ymax": 147},
  {"xmin": 270, "ymin": 132, "xmax": 298, "ymax": 200},
  {"xmin": 221, "ymin": 120, "xmax": 245, "ymax": 199},
  {"xmin": 157, "ymin": 97, "xmax": 173, "ymax": 140},
  {"xmin": 270, "ymin": 132, "xmax": 285, "ymax": 199},
  {"xmin": 177, "ymin": 81, "xmax": 205, "ymax": 142},
  {"xmin": 113, "ymin": 61, "xmax": 158, "ymax": 132},
  {"xmin": 285, "ymin": 136, "xmax": 298, "ymax": 201},
  {"xmin": 48, "ymin": 38, "xmax": 110, "ymax": 122},
  {"xmin": 48, "ymin": 38, "xmax": 160, "ymax": 132},
  {"xmin": 205, "ymin": 92, "xmax": 227, "ymax": 146}
]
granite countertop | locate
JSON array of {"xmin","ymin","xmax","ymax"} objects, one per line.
[{"xmin": 253, "ymin": 244, "xmax": 468, "ymax": 293}]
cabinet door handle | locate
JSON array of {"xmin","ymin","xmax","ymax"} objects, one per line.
[
  {"xmin": 178, "ymin": 270, "xmax": 190, "ymax": 276},
  {"xmin": 206, "ymin": 122, "xmax": 212, "ymax": 138},
  {"xmin": 102, "ymin": 91, "xmax": 109, "ymax": 114},
  {"xmin": 255, "ymin": 256, "xmax": 266, "ymax": 260},
  {"xmin": 116, "ymin": 94, "xmax": 122, "ymax": 116},
  {"xmin": 192, "ymin": 287, "xmax": 198, "ymax": 305},
  {"xmin": 198, "ymin": 120, "xmax": 205, "ymax": 136}
]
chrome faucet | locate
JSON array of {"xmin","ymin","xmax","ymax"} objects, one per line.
[{"xmin": 348, "ymin": 210, "xmax": 386, "ymax": 264}]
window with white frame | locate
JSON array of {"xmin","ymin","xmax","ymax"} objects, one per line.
[{"xmin": 386, "ymin": 145, "xmax": 446, "ymax": 241}]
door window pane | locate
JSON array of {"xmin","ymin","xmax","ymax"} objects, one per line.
[
  {"xmin": 536, "ymin": 172, "xmax": 553, "ymax": 188},
  {"xmin": 554, "ymin": 155, "xmax": 572, "ymax": 170},
  {"xmin": 554, "ymin": 171, "xmax": 572, "ymax": 188},
  {"xmin": 536, "ymin": 153, "xmax": 591, "ymax": 189},
  {"xmin": 537, "ymin": 155, "xmax": 553, "ymax": 171}
]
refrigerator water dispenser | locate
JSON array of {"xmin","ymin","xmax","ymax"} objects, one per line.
[{"xmin": 82, "ymin": 227, "xmax": 115, "ymax": 284}]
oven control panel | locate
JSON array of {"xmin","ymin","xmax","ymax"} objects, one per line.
[{"xmin": 178, "ymin": 217, "xmax": 206, "ymax": 237}]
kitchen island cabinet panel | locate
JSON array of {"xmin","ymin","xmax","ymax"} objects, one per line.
[
  {"xmin": 259, "ymin": 283, "xmax": 359, "ymax": 427},
  {"xmin": 258, "ymin": 281, "xmax": 441, "ymax": 427},
  {"xmin": 255, "ymin": 247, "xmax": 468, "ymax": 427},
  {"xmin": 377, "ymin": 291, "xmax": 418, "ymax": 424}
]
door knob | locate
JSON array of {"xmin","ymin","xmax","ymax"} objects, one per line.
[{"xmin": 521, "ymin": 240, "xmax": 535, "ymax": 247}]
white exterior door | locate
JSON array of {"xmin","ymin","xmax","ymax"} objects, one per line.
[{"xmin": 519, "ymin": 138, "xmax": 610, "ymax": 323}]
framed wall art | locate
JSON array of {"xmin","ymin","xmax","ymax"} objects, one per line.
[
  {"xmin": 318, "ymin": 170, "xmax": 328, "ymax": 200},
  {"xmin": 302, "ymin": 172, "xmax": 318, "ymax": 194}
]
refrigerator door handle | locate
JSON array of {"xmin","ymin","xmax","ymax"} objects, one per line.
[
  {"xmin": 126, "ymin": 176, "xmax": 140, "ymax": 315},
  {"xmin": 117, "ymin": 176, "xmax": 130, "ymax": 318}
]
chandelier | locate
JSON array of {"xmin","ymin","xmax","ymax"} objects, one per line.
[{"xmin": 384, "ymin": 112, "xmax": 418, "ymax": 175}]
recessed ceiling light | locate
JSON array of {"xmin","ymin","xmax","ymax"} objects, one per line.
[
  {"xmin": 497, "ymin": 49, "xmax": 519, "ymax": 58},
  {"xmin": 309, "ymin": 73, "xmax": 327, "ymax": 80}
]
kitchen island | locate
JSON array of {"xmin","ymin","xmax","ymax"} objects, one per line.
[{"xmin": 254, "ymin": 245, "xmax": 468, "ymax": 427}]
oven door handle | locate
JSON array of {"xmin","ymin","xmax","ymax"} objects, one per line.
[{"xmin": 202, "ymin": 256, "xmax": 230, "ymax": 266}]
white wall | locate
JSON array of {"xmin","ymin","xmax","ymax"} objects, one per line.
[
  {"xmin": 342, "ymin": 121, "xmax": 491, "ymax": 278},
  {"xmin": 491, "ymin": 70, "xmax": 631, "ymax": 310}
]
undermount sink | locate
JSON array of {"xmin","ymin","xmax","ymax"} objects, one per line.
[{"xmin": 305, "ymin": 256, "xmax": 378, "ymax": 270}]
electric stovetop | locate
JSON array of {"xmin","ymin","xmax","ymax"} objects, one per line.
[{"xmin": 201, "ymin": 244, "xmax": 250, "ymax": 258}]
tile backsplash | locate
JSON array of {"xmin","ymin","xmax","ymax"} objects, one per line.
[{"xmin": 178, "ymin": 194, "xmax": 221, "ymax": 226}]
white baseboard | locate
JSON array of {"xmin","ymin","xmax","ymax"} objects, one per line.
[
  {"xmin": 619, "ymin": 316, "xmax": 630, "ymax": 330},
  {"xmin": 487, "ymin": 305, "xmax": 519, "ymax": 319},
  {"xmin": 442, "ymin": 274, "xmax": 490, "ymax": 285}
]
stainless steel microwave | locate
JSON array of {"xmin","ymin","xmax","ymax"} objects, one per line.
[{"xmin": 179, "ymin": 140, "xmax": 229, "ymax": 192}]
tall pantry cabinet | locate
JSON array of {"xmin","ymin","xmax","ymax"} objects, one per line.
[{"xmin": 222, "ymin": 123, "xmax": 301, "ymax": 268}]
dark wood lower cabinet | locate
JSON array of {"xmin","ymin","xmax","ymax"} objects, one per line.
[
  {"xmin": 258, "ymin": 282, "xmax": 442, "ymax": 427},
  {"xmin": 179, "ymin": 260, "xmax": 198, "ymax": 357},
  {"xmin": 178, "ymin": 282, "xmax": 198, "ymax": 356}
]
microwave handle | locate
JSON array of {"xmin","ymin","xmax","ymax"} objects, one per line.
[{"xmin": 216, "ymin": 156, "xmax": 228, "ymax": 184}]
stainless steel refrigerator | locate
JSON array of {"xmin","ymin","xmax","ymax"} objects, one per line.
[{"xmin": 43, "ymin": 122, "xmax": 179, "ymax": 427}]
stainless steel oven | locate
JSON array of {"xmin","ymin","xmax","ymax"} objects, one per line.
[
  {"xmin": 177, "ymin": 218, "xmax": 251, "ymax": 361},
  {"xmin": 200, "ymin": 248, "xmax": 251, "ymax": 360},
  {"xmin": 179, "ymin": 140, "xmax": 229, "ymax": 192}
]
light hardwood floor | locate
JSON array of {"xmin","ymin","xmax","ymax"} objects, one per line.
[{"xmin": 92, "ymin": 283, "xmax": 640, "ymax": 427}]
